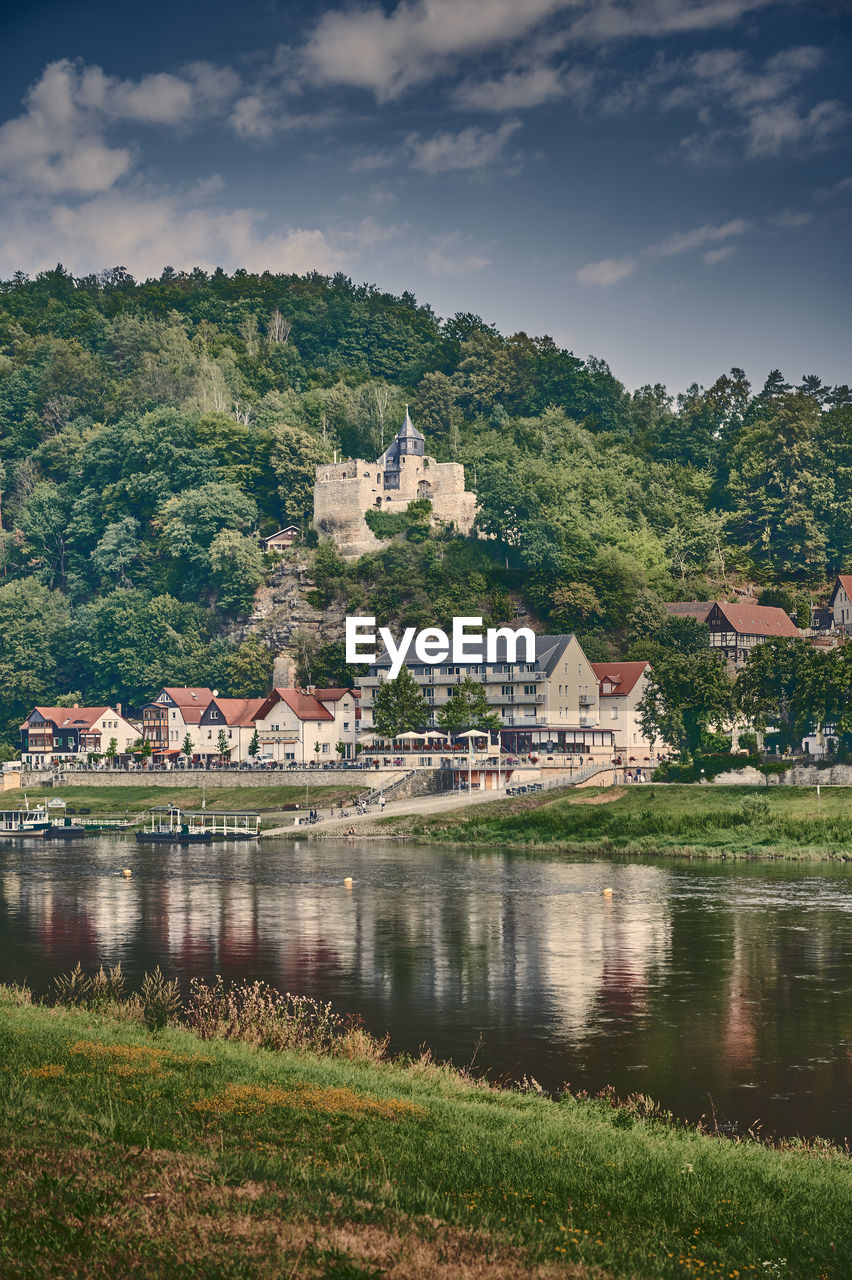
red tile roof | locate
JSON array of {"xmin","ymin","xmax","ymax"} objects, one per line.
[
  {"xmin": 712, "ymin": 602, "xmax": 799, "ymax": 637},
  {"xmin": 314, "ymin": 688, "xmax": 355, "ymax": 702},
  {"xmin": 156, "ymin": 687, "xmax": 215, "ymax": 724},
  {"xmin": 270, "ymin": 689, "xmax": 335, "ymax": 721},
  {"xmin": 25, "ymin": 706, "xmax": 111, "ymax": 729},
  {"xmin": 591, "ymin": 662, "xmax": 650, "ymax": 696},
  {"xmin": 205, "ymin": 697, "xmax": 267, "ymax": 727}
]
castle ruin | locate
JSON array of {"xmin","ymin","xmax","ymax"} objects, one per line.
[{"xmin": 313, "ymin": 409, "xmax": 478, "ymax": 558}]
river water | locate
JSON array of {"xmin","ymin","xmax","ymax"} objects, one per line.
[{"xmin": 1, "ymin": 835, "xmax": 850, "ymax": 1142}]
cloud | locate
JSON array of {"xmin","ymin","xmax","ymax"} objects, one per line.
[
  {"xmin": 702, "ymin": 244, "xmax": 736, "ymax": 264},
  {"xmin": 577, "ymin": 256, "xmax": 637, "ymax": 285},
  {"xmin": 422, "ymin": 232, "xmax": 491, "ymax": 275},
  {"xmin": 0, "ymin": 189, "xmax": 340, "ymax": 281},
  {"xmin": 578, "ymin": 215, "xmax": 749, "ymax": 284},
  {"xmin": 0, "ymin": 59, "xmax": 239, "ymax": 195},
  {"xmin": 453, "ymin": 64, "xmax": 592, "ymax": 112},
  {"xmin": 302, "ymin": 0, "xmax": 570, "ymax": 101},
  {"xmin": 745, "ymin": 98, "xmax": 849, "ymax": 156},
  {"xmin": 409, "ymin": 119, "xmax": 522, "ymax": 172},
  {"xmin": 567, "ymin": 0, "xmax": 777, "ymax": 43},
  {"xmin": 651, "ymin": 217, "xmax": 748, "ymax": 256},
  {"xmin": 771, "ymin": 209, "xmax": 812, "ymax": 227}
]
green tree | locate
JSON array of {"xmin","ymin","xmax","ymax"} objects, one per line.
[
  {"xmin": 437, "ymin": 675, "xmax": 501, "ymax": 735},
  {"xmin": 735, "ymin": 639, "xmax": 829, "ymax": 751},
  {"xmin": 209, "ymin": 530, "xmax": 265, "ymax": 614},
  {"xmin": 0, "ymin": 579, "xmax": 71, "ymax": 738},
  {"xmin": 270, "ymin": 424, "xmax": 331, "ymax": 525},
  {"xmin": 181, "ymin": 732, "xmax": 194, "ymax": 762},
  {"xmin": 371, "ymin": 666, "xmax": 429, "ymax": 738},
  {"xmin": 105, "ymin": 736, "xmax": 118, "ymax": 764},
  {"xmin": 217, "ymin": 728, "xmax": 230, "ymax": 760},
  {"xmin": 248, "ymin": 728, "xmax": 260, "ymax": 759},
  {"xmin": 226, "ymin": 636, "xmax": 274, "ymax": 698},
  {"xmin": 637, "ymin": 651, "xmax": 733, "ymax": 759}
]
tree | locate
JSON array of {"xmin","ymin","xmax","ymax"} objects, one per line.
[
  {"xmin": 226, "ymin": 636, "xmax": 273, "ymax": 697},
  {"xmin": 105, "ymin": 737, "xmax": 118, "ymax": 764},
  {"xmin": 437, "ymin": 675, "xmax": 501, "ymax": 735},
  {"xmin": 209, "ymin": 530, "xmax": 265, "ymax": 614},
  {"xmin": 217, "ymin": 729, "xmax": 231, "ymax": 760},
  {"xmin": 371, "ymin": 666, "xmax": 429, "ymax": 738},
  {"xmin": 735, "ymin": 639, "xmax": 830, "ymax": 751},
  {"xmin": 335, "ymin": 740, "xmax": 346, "ymax": 760},
  {"xmin": 270, "ymin": 424, "xmax": 331, "ymax": 525},
  {"xmin": 637, "ymin": 650, "xmax": 733, "ymax": 759},
  {"xmin": 181, "ymin": 733, "xmax": 194, "ymax": 763},
  {"xmin": 0, "ymin": 579, "xmax": 71, "ymax": 740},
  {"xmin": 131, "ymin": 737, "xmax": 152, "ymax": 767},
  {"xmin": 248, "ymin": 728, "xmax": 260, "ymax": 758}
]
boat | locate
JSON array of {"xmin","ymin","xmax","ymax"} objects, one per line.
[
  {"xmin": 136, "ymin": 807, "xmax": 213, "ymax": 844},
  {"xmin": 0, "ymin": 801, "xmax": 51, "ymax": 837}
]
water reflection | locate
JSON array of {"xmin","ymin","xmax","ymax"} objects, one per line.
[{"xmin": 0, "ymin": 838, "xmax": 850, "ymax": 1141}]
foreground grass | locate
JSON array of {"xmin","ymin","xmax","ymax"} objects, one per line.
[
  {"xmin": 386, "ymin": 784, "xmax": 852, "ymax": 860},
  {"xmin": 15, "ymin": 784, "xmax": 356, "ymax": 819},
  {"xmin": 1, "ymin": 995, "xmax": 849, "ymax": 1279}
]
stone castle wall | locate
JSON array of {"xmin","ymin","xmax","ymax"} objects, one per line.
[{"xmin": 313, "ymin": 452, "xmax": 477, "ymax": 559}]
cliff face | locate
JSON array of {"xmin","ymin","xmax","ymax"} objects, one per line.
[{"xmin": 246, "ymin": 558, "xmax": 347, "ymax": 683}]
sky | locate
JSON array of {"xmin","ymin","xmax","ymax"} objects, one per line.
[{"xmin": 1, "ymin": 0, "xmax": 850, "ymax": 393}]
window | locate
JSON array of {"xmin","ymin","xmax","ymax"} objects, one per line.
[
  {"xmin": 501, "ymin": 685, "xmax": 513, "ymax": 697},
  {"xmin": 523, "ymin": 685, "xmax": 535, "ymax": 696},
  {"xmin": 343, "ymin": 722, "xmax": 350, "ymax": 731},
  {"xmin": 207, "ymin": 730, "xmax": 212, "ymax": 740},
  {"xmin": 322, "ymin": 743, "xmax": 329, "ymax": 754},
  {"xmin": 210, "ymin": 710, "xmax": 219, "ymax": 720},
  {"xmin": 558, "ymin": 684, "xmax": 563, "ymax": 695},
  {"xmin": 611, "ymin": 707, "xmax": 619, "ymax": 721}
]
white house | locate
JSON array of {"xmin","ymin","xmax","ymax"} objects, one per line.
[
  {"xmin": 20, "ymin": 705, "xmax": 140, "ymax": 767},
  {"xmin": 591, "ymin": 662, "xmax": 656, "ymax": 761},
  {"xmin": 252, "ymin": 687, "xmax": 358, "ymax": 764}
]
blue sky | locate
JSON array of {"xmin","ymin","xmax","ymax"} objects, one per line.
[{"xmin": 1, "ymin": 0, "xmax": 849, "ymax": 392}]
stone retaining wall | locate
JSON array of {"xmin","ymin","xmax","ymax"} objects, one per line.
[
  {"xmin": 50, "ymin": 769, "xmax": 410, "ymax": 791},
  {"xmin": 712, "ymin": 763, "xmax": 852, "ymax": 786}
]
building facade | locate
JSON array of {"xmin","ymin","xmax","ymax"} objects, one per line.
[
  {"xmin": 197, "ymin": 697, "xmax": 268, "ymax": 761},
  {"xmin": 252, "ymin": 687, "xmax": 359, "ymax": 764},
  {"xmin": 141, "ymin": 688, "xmax": 215, "ymax": 761},
  {"xmin": 20, "ymin": 705, "xmax": 140, "ymax": 766},
  {"xmin": 358, "ymin": 634, "xmax": 615, "ymax": 755},
  {"xmin": 591, "ymin": 662, "xmax": 654, "ymax": 759},
  {"xmin": 313, "ymin": 410, "xmax": 478, "ymax": 558}
]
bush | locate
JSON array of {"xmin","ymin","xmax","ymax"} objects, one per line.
[
  {"xmin": 741, "ymin": 793, "xmax": 770, "ymax": 822},
  {"xmin": 140, "ymin": 966, "xmax": 181, "ymax": 1030},
  {"xmin": 53, "ymin": 963, "xmax": 92, "ymax": 1006}
]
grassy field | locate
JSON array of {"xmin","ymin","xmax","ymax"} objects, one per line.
[
  {"xmin": 1, "ymin": 989, "xmax": 849, "ymax": 1280},
  {"xmin": 385, "ymin": 784, "xmax": 852, "ymax": 859},
  {"xmin": 12, "ymin": 783, "xmax": 359, "ymax": 820}
]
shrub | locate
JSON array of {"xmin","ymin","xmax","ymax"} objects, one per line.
[
  {"xmin": 53, "ymin": 963, "xmax": 92, "ymax": 1006},
  {"xmin": 741, "ymin": 794, "xmax": 770, "ymax": 823},
  {"xmin": 140, "ymin": 966, "xmax": 181, "ymax": 1031},
  {"xmin": 88, "ymin": 963, "xmax": 126, "ymax": 1007}
]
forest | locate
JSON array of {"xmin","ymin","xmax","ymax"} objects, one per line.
[{"xmin": 0, "ymin": 262, "xmax": 849, "ymax": 755}]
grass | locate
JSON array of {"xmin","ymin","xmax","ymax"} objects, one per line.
[
  {"xmin": 12, "ymin": 784, "xmax": 359, "ymax": 821},
  {"xmin": 1, "ymin": 985, "xmax": 849, "ymax": 1280},
  {"xmin": 384, "ymin": 784, "xmax": 852, "ymax": 860}
]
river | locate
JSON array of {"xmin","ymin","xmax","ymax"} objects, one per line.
[{"xmin": 1, "ymin": 835, "xmax": 850, "ymax": 1142}]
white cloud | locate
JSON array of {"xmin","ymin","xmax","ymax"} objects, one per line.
[
  {"xmin": 423, "ymin": 232, "xmax": 490, "ymax": 275},
  {"xmin": 0, "ymin": 59, "xmax": 240, "ymax": 196},
  {"xmin": 651, "ymin": 217, "xmax": 748, "ymax": 256},
  {"xmin": 577, "ymin": 256, "xmax": 637, "ymax": 285},
  {"xmin": 771, "ymin": 209, "xmax": 812, "ymax": 227},
  {"xmin": 302, "ymin": 0, "xmax": 571, "ymax": 101},
  {"xmin": 746, "ymin": 98, "xmax": 849, "ymax": 156},
  {"xmin": 453, "ymin": 64, "xmax": 591, "ymax": 112},
  {"xmin": 702, "ymin": 244, "xmax": 736, "ymax": 265},
  {"xmin": 0, "ymin": 189, "xmax": 340, "ymax": 281},
  {"xmin": 409, "ymin": 119, "xmax": 522, "ymax": 172}
]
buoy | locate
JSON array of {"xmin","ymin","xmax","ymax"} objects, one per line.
[
  {"xmin": 122, "ymin": 868, "xmax": 132, "ymax": 878},
  {"xmin": 344, "ymin": 876, "xmax": 353, "ymax": 886},
  {"xmin": 602, "ymin": 886, "xmax": 613, "ymax": 897}
]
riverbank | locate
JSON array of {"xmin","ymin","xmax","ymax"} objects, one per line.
[
  {"xmin": 13, "ymin": 783, "xmax": 355, "ymax": 825},
  {"xmin": 1, "ymin": 986, "xmax": 849, "ymax": 1280},
  {"xmin": 381, "ymin": 784, "xmax": 852, "ymax": 860}
]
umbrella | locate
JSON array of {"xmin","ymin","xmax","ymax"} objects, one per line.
[
  {"xmin": 425, "ymin": 730, "xmax": 448, "ymax": 740},
  {"xmin": 396, "ymin": 730, "xmax": 424, "ymax": 740},
  {"xmin": 456, "ymin": 729, "xmax": 488, "ymax": 739}
]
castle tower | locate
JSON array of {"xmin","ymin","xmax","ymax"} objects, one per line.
[{"xmin": 312, "ymin": 409, "xmax": 478, "ymax": 559}]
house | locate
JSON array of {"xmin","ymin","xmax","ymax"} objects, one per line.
[
  {"xmin": 252, "ymin": 687, "xmax": 359, "ymax": 764},
  {"xmin": 262, "ymin": 526, "xmax": 299, "ymax": 553},
  {"xmin": 20, "ymin": 705, "xmax": 140, "ymax": 767},
  {"xmin": 140, "ymin": 687, "xmax": 214, "ymax": 762},
  {"xmin": 704, "ymin": 601, "xmax": 800, "ymax": 665},
  {"xmin": 829, "ymin": 576, "xmax": 852, "ymax": 632},
  {"xmin": 197, "ymin": 697, "xmax": 268, "ymax": 761},
  {"xmin": 591, "ymin": 662, "xmax": 654, "ymax": 760},
  {"xmin": 357, "ymin": 634, "xmax": 616, "ymax": 757}
]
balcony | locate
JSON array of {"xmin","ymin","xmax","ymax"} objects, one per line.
[{"xmin": 578, "ymin": 691, "xmax": 595, "ymax": 706}]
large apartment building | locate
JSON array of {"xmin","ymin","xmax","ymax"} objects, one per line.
[{"xmin": 357, "ymin": 633, "xmax": 615, "ymax": 754}]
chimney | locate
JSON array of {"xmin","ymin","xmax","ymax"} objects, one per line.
[
  {"xmin": 73, "ymin": 702, "xmax": 79, "ymax": 709},
  {"xmin": 116, "ymin": 703, "xmax": 122, "ymax": 717}
]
